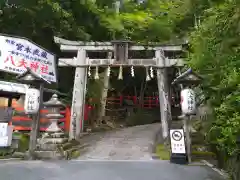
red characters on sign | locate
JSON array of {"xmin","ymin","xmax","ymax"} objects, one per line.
[
  {"xmin": 5, "ymin": 56, "xmax": 27, "ymax": 68},
  {"xmin": 4, "ymin": 55, "xmax": 49, "ymax": 74},
  {"xmin": 41, "ymin": 65, "xmax": 48, "ymax": 74},
  {"xmin": 4, "ymin": 56, "xmax": 16, "ymax": 66},
  {"xmin": 17, "ymin": 59, "xmax": 27, "ymax": 68},
  {"xmin": 30, "ymin": 62, "xmax": 39, "ymax": 72}
]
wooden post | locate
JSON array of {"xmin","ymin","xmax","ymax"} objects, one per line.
[
  {"xmin": 177, "ymin": 68, "xmax": 192, "ymax": 163},
  {"xmin": 7, "ymin": 96, "xmax": 12, "ymax": 107},
  {"xmin": 69, "ymin": 49, "xmax": 87, "ymax": 140},
  {"xmin": 28, "ymin": 83, "xmax": 44, "ymax": 159},
  {"xmin": 184, "ymin": 115, "xmax": 192, "ymax": 163},
  {"xmin": 156, "ymin": 49, "xmax": 170, "ymax": 139}
]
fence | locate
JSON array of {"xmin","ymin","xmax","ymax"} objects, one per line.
[{"xmin": 91, "ymin": 96, "xmax": 160, "ymax": 109}]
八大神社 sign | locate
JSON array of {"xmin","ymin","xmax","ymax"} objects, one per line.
[{"xmin": 0, "ymin": 34, "xmax": 57, "ymax": 83}]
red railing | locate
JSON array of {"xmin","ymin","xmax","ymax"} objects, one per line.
[
  {"xmin": 89, "ymin": 96, "xmax": 160, "ymax": 108},
  {"xmin": 107, "ymin": 96, "xmax": 160, "ymax": 108}
]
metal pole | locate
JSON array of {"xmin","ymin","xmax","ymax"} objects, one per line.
[
  {"xmin": 28, "ymin": 83, "xmax": 44, "ymax": 160},
  {"xmin": 70, "ymin": 48, "xmax": 87, "ymax": 140},
  {"xmin": 156, "ymin": 49, "xmax": 169, "ymax": 139}
]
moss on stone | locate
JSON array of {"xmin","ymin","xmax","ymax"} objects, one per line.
[
  {"xmin": 155, "ymin": 144, "xmax": 170, "ymax": 160},
  {"xmin": 18, "ymin": 134, "xmax": 29, "ymax": 152},
  {"xmin": 71, "ymin": 150, "xmax": 80, "ymax": 159}
]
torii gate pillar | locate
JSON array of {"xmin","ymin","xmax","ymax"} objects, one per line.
[
  {"xmin": 69, "ymin": 49, "xmax": 87, "ymax": 140},
  {"xmin": 156, "ymin": 49, "xmax": 171, "ymax": 139}
]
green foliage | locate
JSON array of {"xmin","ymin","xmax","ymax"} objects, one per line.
[
  {"xmin": 156, "ymin": 144, "xmax": 170, "ymax": 160},
  {"xmin": 189, "ymin": 0, "xmax": 240, "ymax": 155},
  {"xmin": 86, "ymin": 70, "xmax": 115, "ymax": 109},
  {"xmin": 188, "ymin": 1, "xmax": 240, "ymax": 177},
  {"xmin": 17, "ymin": 133, "xmax": 30, "ymax": 152}
]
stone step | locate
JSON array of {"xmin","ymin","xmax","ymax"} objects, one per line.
[
  {"xmin": 36, "ymin": 143, "xmax": 59, "ymax": 151},
  {"xmin": 37, "ymin": 138, "xmax": 68, "ymax": 145},
  {"xmin": 49, "ymin": 132, "xmax": 66, "ymax": 138},
  {"xmin": 12, "ymin": 152, "xmax": 25, "ymax": 158},
  {"xmin": 191, "ymin": 152, "xmax": 216, "ymax": 160},
  {"xmin": 34, "ymin": 151, "xmax": 63, "ymax": 160},
  {"xmin": 39, "ymin": 132, "xmax": 66, "ymax": 138},
  {"xmin": 61, "ymin": 140, "xmax": 80, "ymax": 151}
]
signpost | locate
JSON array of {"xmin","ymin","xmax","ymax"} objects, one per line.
[
  {"xmin": 0, "ymin": 34, "xmax": 57, "ymax": 83},
  {"xmin": 170, "ymin": 129, "xmax": 186, "ymax": 154},
  {"xmin": 171, "ymin": 68, "xmax": 202, "ymax": 164}
]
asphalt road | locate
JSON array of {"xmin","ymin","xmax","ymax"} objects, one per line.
[{"xmin": 0, "ymin": 160, "xmax": 225, "ymax": 180}]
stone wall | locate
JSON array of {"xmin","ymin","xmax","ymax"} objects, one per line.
[{"xmin": 225, "ymin": 155, "xmax": 240, "ymax": 180}]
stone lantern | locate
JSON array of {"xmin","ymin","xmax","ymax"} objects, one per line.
[{"xmin": 43, "ymin": 94, "xmax": 65, "ymax": 133}]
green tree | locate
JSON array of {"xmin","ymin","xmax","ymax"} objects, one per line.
[{"xmin": 188, "ymin": 1, "xmax": 240, "ymax": 177}]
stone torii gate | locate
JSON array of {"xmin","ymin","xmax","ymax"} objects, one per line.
[{"xmin": 54, "ymin": 37, "xmax": 185, "ymax": 140}]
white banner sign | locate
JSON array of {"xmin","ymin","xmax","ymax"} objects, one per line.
[
  {"xmin": 0, "ymin": 123, "xmax": 12, "ymax": 147},
  {"xmin": 170, "ymin": 129, "xmax": 186, "ymax": 154},
  {"xmin": 0, "ymin": 123, "xmax": 8, "ymax": 137},
  {"xmin": 0, "ymin": 35, "xmax": 57, "ymax": 83}
]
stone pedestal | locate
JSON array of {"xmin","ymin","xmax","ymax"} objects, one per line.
[
  {"xmin": 35, "ymin": 132, "xmax": 68, "ymax": 159},
  {"xmin": 35, "ymin": 94, "xmax": 67, "ymax": 159}
]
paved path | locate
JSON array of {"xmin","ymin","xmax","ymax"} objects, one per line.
[
  {"xmin": 0, "ymin": 160, "xmax": 226, "ymax": 180},
  {"xmin": 78, "ymin": 123, "xmax": 161, "ymax": 160}
]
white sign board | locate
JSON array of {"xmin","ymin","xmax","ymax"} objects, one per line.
[
  {"xmin": 170, "ymin": 129, "xmax": 186, "ymax": 154},
  {"xmin": 0, "ymin": 123, "xmax": 8, "ymax": 137},
  {"xmin": 24, "ymin": 88, "xmax": 40, "ymax": 114},
  {"xmin": 0, "ymin": 123, "xmax": 13, "ymax": 147},
  {"xmin": 0, "ymin": 80, "xmax": 28, "ymax": 94},
  {"xmin": 0, "ymin": 34, "xmax": 57, "ymax": 83}
]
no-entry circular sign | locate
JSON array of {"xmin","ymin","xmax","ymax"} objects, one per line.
[{"xmin": 171, "ymin": 130, "xmax": 183, "ymax": 141}]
